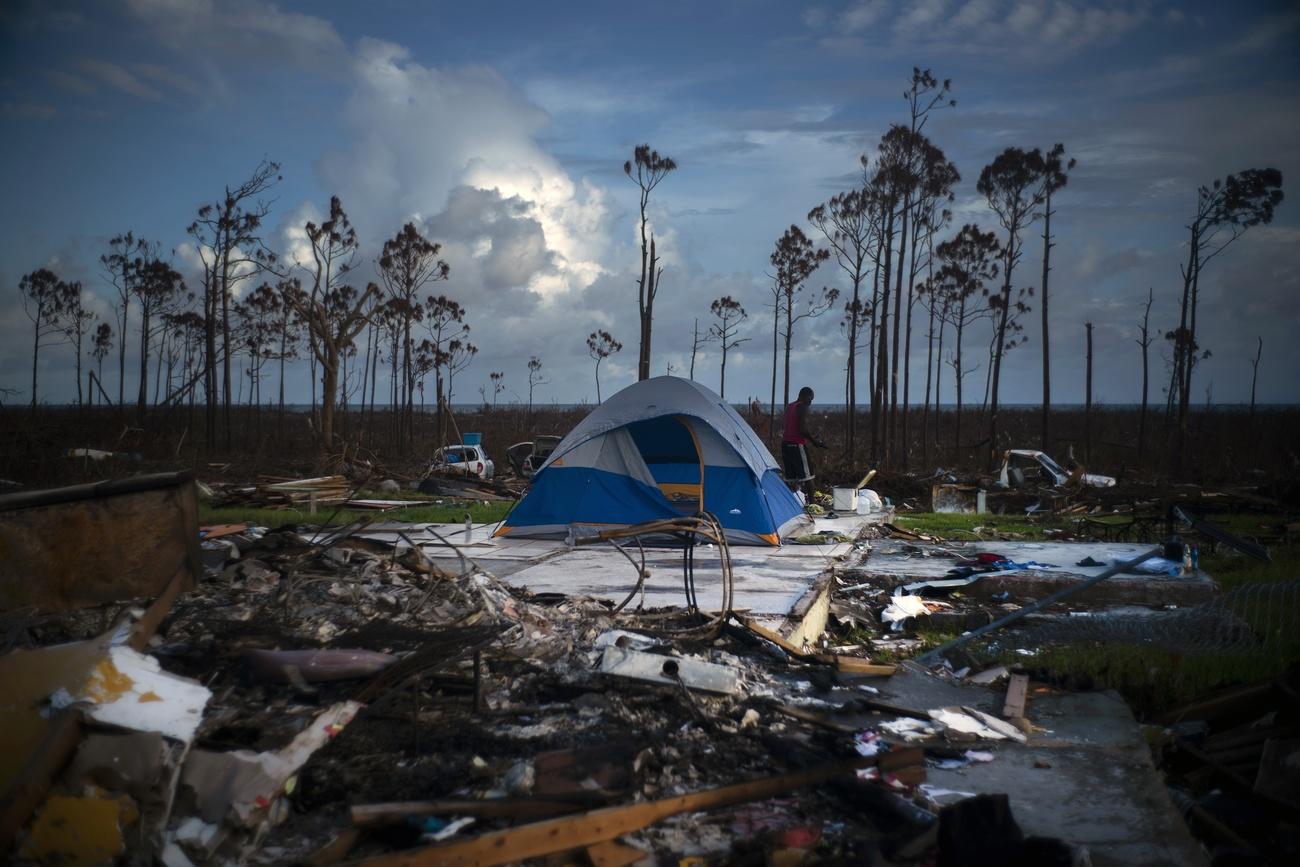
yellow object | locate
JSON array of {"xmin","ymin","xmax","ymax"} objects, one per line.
[{"xmin": 19, "ymin": 793, "xmax": 137, "ymax": 867}]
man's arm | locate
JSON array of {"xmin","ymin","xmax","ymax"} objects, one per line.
[{"xmin": 797, "ymin": 403, "xmax": 827, "ymax": 448}]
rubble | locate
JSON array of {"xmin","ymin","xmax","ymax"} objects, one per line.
[{"xmin": 1, "ymin": 471, "xmax": 1250, "ymax": 866}]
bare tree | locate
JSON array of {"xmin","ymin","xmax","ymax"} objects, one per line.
[
  {"xmin": 1037, "ymin": 143, "xmax": 1076, "ymax": 451},
  {"xmin": 526, "ymin": 356, "xmax": 549, "ymax": 427},
  {"xmin": 708, "ymin": 296, "xmax": 749, "ymax": 400},
  {"xmin": 286, "ymin": 196, "xmax": 376, "ymax": 455},
  {"xmin": 423, "ymin": 295, "xmax": 470, "ymax": 445},
  {"xmin": 91, "ymin": 322, "xmax": 113, "ymax": 405},
  {"xmin": 933, "ymin": 225, "xmax": 1000, "ymax": 457},
  {"xmin": 18, "ymin": 269, "xmax": 75, "ymax": 413},
  {"xmin": 187, "ymin": 160, "xmax": 282, "ymax": 448},
  {"xmin": 977, "ymin": 146, "xmax": 1045, "ymax": 466},
  {"xmin": 688, "ymin": 318, "xmax": 713, "ymax": 380},
  {"xmin": 379, "ymin": 222, "xmax": 450, "ymax": 449},
  {"xmin": 133, "ymin": 258, "xmax": 185, "ymax": 419},
  {"xmin": 488, "ymin": 370, "xmax": 505, "ymax": 411},
  {"xmin": 1136, "ymin": 287, "xmax": 1154, "ymax": 463},
  {"xmin": 624, "ymin": 144, "xmax": 677, "ymax": 380},
  {"xmin": 770, "ymin": 225, "xmax": 833, "ymax": 413},
  {"xmin": 1249, "ymin": 337, "xmax": 1263, "ymax": 421},
  {"xmin": 1084, "ymin": 321, "xmax": 1094, "ymax": 465},
  {"xmin": 903, "ymin": 138, "xmax": 958, "ymax": 467},
  {"xmin": 586, "ymin": 330, "xmax": 622, "ymax": 403},
  {"xmin": 809, "ymin": 174, "xmax": 877, "ymax": 455},
  {"xmin": 62, "ymin": 283, "xmax": 95, "ymax": 409},
  {"xmin": 1167, "ymin": 168, "xmax": 1283, "ymax": 466},
  {"xmin": 101, "ymin": 233, "xmax": 153, "ymax": 407}
]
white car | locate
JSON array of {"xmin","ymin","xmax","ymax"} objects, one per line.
[
  {"xmin": 997, "ymin": 449, "xmax": 1115, "ymax": 489},
  {"xmin": 431, "ymin": 445, "xmax": 495, "ymax": 480}
]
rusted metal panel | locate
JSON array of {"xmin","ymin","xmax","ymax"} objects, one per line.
[{"xmin": 0, "ymin": 471, "xmax": 200, "ymax": 612}]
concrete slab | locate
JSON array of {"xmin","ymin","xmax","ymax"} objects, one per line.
[
  {"xmin": 859, "ymin": 540, "xmax": 1217, "ymax": 607},
  {"xmin": 876, "ymin": 663, "xmax": 1207, "ymax": 866},
  {"xmin": 487, "ymin": 511, "xmax": 883, "ymax": 618}
]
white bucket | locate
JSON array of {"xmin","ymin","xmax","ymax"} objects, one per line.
[{"xmin": 831, "ymin": 487, "xmax": 858, "ymax": 512}]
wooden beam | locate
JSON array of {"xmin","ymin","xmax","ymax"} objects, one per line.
[
  {"xmin": 354, "ymin": 756, "xmax": 878, "ymax": 867},
  {"xmin": 351, "ymin": 799, "xmax": 583, "ymax": 827},
  {"xmin": 736, "ymin": 617, "xmax": 894, "ymax": 676}
]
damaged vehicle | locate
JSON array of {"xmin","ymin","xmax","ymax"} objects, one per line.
[
  {"xmin": 430, "ymin": 443, "xmax": 495, "ymax": 480},
  {"xmin": 997, "ymin": 449, "xmax": 1115, "ymax": 489},
  {"xmin": 506, "ymin": 435, "xmax": 561, "ymax": 478}
]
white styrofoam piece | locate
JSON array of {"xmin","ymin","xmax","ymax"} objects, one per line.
[{"xmin": 52, "ymin": 645, "xmax": 211, "ymax": 743}]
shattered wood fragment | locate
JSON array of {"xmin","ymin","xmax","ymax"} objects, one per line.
[
  {"xmin": 305, "ymin": 828, "xmax": 363, "ymax": 866},
  {"xmin": 736, "ymin": 616, "xmax": 894, "ymax": 675},
  {"xmin": 355, "ymin": 756, "xmax": 879, "ymax": 867},
  {"xmin": 584, "ymin": 840, "xmax": 648, "ymax": 867},
  {"xmin": 1002, "ymin": 673, "xmax": 1029, "ymax": 720},
  {"xmin": 350, "ymin": 799, "xmax": 585, "ymax": 827}
]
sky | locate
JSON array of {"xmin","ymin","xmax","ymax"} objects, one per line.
[{"xmin": 2, "ymin": 0, "xmax": 1297, "ymax": 409}]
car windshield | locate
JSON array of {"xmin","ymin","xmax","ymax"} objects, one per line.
[{"xmin": 1037, "ymin": 453, "xmax": 1067, "ymax": 478}]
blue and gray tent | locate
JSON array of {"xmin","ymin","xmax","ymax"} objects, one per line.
[{"xmin": 496, "ymin": 376, "xmax": 810, "ymax": 545}]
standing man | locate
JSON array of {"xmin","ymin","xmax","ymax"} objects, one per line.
[{"xmin": 782, "ymin": 386, "xmax": 827, "ymax": 498}]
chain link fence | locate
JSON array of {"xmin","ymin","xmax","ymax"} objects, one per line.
[{"xmin": 997, "ymin": 580, "xmax": 1300, "ymax": 660}]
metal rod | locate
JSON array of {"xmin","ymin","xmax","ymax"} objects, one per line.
[{"xmin": 916, "ymin": 546, "xmax": 1163, "ymax": 665}]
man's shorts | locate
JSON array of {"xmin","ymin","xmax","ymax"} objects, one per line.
[{"xmin": 781, "ymin": 442, "xmax": 813, "ymax": 482}]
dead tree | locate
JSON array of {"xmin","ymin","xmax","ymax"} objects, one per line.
[
  {"xmin": 934, "ymin": 225, "xmax": 999, "ymax": 460},
  {"xmin": 587, "ymin": 330, "xmax": 622, "ymax": 403},
  {"xmin": 19, "ymin": 269, "xmax": 75, "ymax": 413},
  {"xmin": 100, "ymin": 233, "xmax": 153, "ymax": 408},
  {"xmin": 526, "ymin": 356, "xmax": 549, "ymax": 428},
  {"xmin": 186, "ymin": 160, "xmax": 282, "ymax": 449},
  {"xmin": 423, "ymin": 295, "xmax": 470, "ymax": 445},
  {"xmin": 624, "ymin": 144, "xmax": 677, "ymax": 381},
  {"xmin": 1133, "ymin": 287, "xmax": 1154, "ymax": 464},
  {"xmin": 1084, "ymin": 321, "xmax": 1094, "ymax": 465},
  {"xmin": 1037, "ymin": 143, "xmax": 1075, "ymax": 451},
  {"xmin": 688, "ymin": 318, "xmax": 712, "ymax": 380},
  {"xmin": 1167, "ymin": 168, "xmax": 1283, "ymax": 468},
  {"xmin": 708, "ymin": 296, "xmax": 749, "ymax": 400},
  {"xmin": 133, "ymin": 259, "xmax": 185, "ymax": 421},
  {"xmin": 809, "ymin": 173, "xmax": 876, "ymax": 457},
  {"xmin": 977, "ymin": 146, "xmax": 1045, "ymax": 467},
  {"xmin": 63, "ymin": 283, "xmax": 95, "ymax": 409},
  {"xmin": 286, "ymin": 196, "xmax": 375, "ymax": 456},
  {"xmin": 1249, "ymin": 337, "xmax": 1263, "ymax": 421},
  {"xmin": 770, "ymin": 225, "xmax": 833, "ymax": 412},
  {"xmin": 379, "ymin": 222, "xmax": 450, "ymax": 450},
  {"xmin": 91, "ymin": 322, "xmax": 113, "ymax": 406}
]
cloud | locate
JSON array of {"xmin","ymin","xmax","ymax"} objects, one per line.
[
  {"xmin": 813, "ymin": 0, "xmax": 1157, "ymax": 57},
  {"xmin": 76, "ymin": 58, "xmax": 163, "ymax": 100},
  {"xmin": 317, "ymin": 38, "xmax": 608, "ymax": 302}
]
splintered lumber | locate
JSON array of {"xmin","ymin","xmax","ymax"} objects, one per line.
[
  {"xmin": 1002, "ymin": 673, "xmax": 1029, "ymax": 720},
  {"xmin": 355, "ymin": 756, "xmax": 879, "ymax": 867},
  {"xmin": 585, "ymin": 840, "xmax": 648, "ymax": 867},
  {"xmin": 351, "ymin": 799, "xmax": 583, "ymax": 827},
  {"xmin": 738, "ymin": 617, "xmax": 895, "ymax": 677}
]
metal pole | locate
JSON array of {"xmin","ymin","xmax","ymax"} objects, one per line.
[{"xmin": 916, "ymin": 546, "xmax": 1163, "ymax": 665}]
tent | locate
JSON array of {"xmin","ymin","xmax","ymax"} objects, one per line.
[{"xmin": 496, "ymin": 376, "xmax": 809, "ymax": 545}]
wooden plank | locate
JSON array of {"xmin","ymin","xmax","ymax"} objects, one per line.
[
  {"xmin": 351, "ymin": 799, "xmax": 583, "ymax": 827},
  {"xmin": 355, "ymin": 756, "xmax": 877, "ymax": 867},
  {"xmin": 0, "ymin": 710, "xmax": 83, "ymax": 850},
  {"xmin": 306, "ymin": 828, "xmax": 362, "ymax": 866},
  {"xmin": 1003, "ymin": 673, "xmax": 1029, "ymax": 720},
  {"xmin": 585, "ymin": 840, "xmax": 648, "ymax": 867},
  {"xmin": 816, "ymin": 655, "xmax": 896, "ymax": 677}
]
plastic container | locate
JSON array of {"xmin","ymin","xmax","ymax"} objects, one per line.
[
  {"xmin": 463, "ymin": 432, "xmax": 482, "ymax": 445},
  {"xmin": 832, "ymin": 487, "xmax": 858, "ymax": 512}
]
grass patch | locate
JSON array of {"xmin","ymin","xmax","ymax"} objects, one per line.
[
  {"xmin": 199, "ymin": 498, "xmax": 515, "ymax": 529},
  {"xmin": 890, "ymin": 511, "xmax": 1063, "ymax": 540}
]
